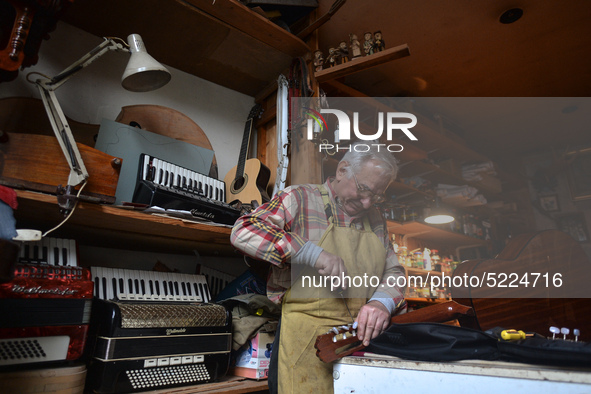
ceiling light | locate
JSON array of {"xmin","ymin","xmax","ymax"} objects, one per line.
[
  {"xmin": 424, "ymin": 211, "xmax": 455, "ymax": 224},
  {"xmin": 499, "ymin": 8, "xmax": 523, "ymax": 24},
  {"xmin": 424, "ymin": 196, "xmax": 455, "ymax": 224}
]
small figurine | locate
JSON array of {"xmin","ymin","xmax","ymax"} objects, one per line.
[
  {"xmin": 373, "ymin": 30, "xmax": 385, "ymax": 52},
  {"xmin": 325, "ymin": 47, "xmax": 338, "ymax": 68},
  {"xmin": 313, "ymin": 50, "xmax": 324, "ymax": 72},
  {"xmin": 363, "ymin": 32, "xmax": 374, "ymax": 56},
  {"xmin": 349, "ymin": 33, "xmax": 361, "ymax": 58},
  {"xmin": 338, "ymin": 41, "xmax": 349, "ymax": 64}
]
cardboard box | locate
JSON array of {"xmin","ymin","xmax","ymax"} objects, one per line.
[{"xmin": 230, "ymin": 331, "xmax": 275, "ymax": 380}]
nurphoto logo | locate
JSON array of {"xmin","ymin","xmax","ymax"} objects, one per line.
[{"xmin": 304, "ymin": 104, "xmax": 418, "ymax": 153}]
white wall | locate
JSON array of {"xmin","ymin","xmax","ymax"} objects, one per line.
[{"xmin": 0, "ymin": 21, "xmax": 254, "ymax": 181}]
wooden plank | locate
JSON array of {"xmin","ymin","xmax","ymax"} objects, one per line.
[
  {"xmin": 14, "ymin": 190, "xmax": 235, "ymax": 256},
  {"xmin": 314, "ymin": 44, "xmax": 410, "ymax": 83},
  {"xmin": 0, "ymin": 133, "xmax": 121, "ymax": 203},
  {"xmin": 183, "ymin": 0, "xmax": 309, "ymax": 58},
  {"xmin": 387, "ymin": 220, "xmax": 489, "ymax": 247}
]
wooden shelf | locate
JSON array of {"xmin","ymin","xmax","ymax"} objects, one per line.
[
  {"xmin": 387, "ymin": 220, "xmax": 489, "ymax": 247},
  {"xmin": 314, "ymin": 44, "xmax": 411, "ymax": 83},
  {"xmin": 14, "ymin": 190, "xmax": 236, "ymax": 256},
  {"xmin": 406, "ymin": 268, "xmax": 446, "ymax": 277},
  {"xmin": 61, "ymin": 0, "xmax": 310, "ymax": 97},
  {"xmin": 399, "ymin": 160, "xmax": 503, "ymax": 201},
  {"xmin": 389, "ymin": 180, "xmax": 433, "ymax": 202}
]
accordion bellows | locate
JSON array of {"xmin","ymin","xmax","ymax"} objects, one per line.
[{"xmin": 117, "ymin": 303, "xmax": 228, "ymax": 328}]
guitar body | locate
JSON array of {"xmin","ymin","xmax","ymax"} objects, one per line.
[
  {"xmin": 224, "ymin": 105, "xmax": 270, "ymax": 206},
  {"xmin": 452, "ymin": 229, "xmax": 591, "ymax": 342},
  {"xmin": 224, "ymin": 158, "xmax": 271, "ymax": 205}
]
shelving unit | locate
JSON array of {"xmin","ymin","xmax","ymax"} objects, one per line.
[
  {"xmin": 314, "ymin": 44, "xmax": 411, "ymax": 83},
  {"xmin": 387, "ymin": 220, "xmax": 489, "ymax": 250},
  {"xmin": 14, "ymin": 190, "xmax": 236, "ymax": 257}
]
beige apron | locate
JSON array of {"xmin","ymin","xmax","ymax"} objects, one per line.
[{"xmin": 278, "ymin": 188, "xmax": 387, "ymax": 393}]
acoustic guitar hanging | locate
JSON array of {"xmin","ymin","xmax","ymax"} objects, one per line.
[{"xmin": 224, "ymin": 105, "xmax": 271, "ymax": 206}]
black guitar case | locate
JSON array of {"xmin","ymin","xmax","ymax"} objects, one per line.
[{"xmin": 366, "ymin": 322, "xmax": 591, "ymax": 367}]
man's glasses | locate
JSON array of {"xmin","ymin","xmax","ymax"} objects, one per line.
[{"xmin": 351, "ymin": 171, "xmax": 387, "ymax": 204}]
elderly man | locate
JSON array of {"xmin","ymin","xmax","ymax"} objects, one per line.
[{"xmin": 230, "ymin": 144, "xmax": 406, "ymax": 393}]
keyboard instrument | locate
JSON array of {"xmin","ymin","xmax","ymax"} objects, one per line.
[
  {"xmin": 90, "ymin": 267, "xmax": 211, "ymax": 303},
  {"xmin": 132, "ymin": 154, "xmax": 241, "ymax": 225},
  {"xmin": 85, "ymin": 267, "xmax": 231, "ymax": 393},
  {"xmin": 18, "ymin": 237, "xmax": 78, "ymax": 266},
  {"xmin": 0, "ymin": 239, "xmax": 93, "ymax": 368}
]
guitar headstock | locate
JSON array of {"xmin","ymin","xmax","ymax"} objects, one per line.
[
  {"xmin": 314, "ymin": 324, "xmax": 365, "ymax": 363},
  {"xmin": 249, "ymin": 104, "xmax": 264, "ymax": 120}
]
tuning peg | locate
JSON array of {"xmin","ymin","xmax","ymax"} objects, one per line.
[
  {"xmin": 549, "ymin": 326, "xmax": 560, "ymax": 340},
  {"xmin": 561, "ymin": 327, "xmax": 570, "ymax": 340},
  {"xmin": 574, "ymin": 328, "xmax": 581, "ymax": 342}
]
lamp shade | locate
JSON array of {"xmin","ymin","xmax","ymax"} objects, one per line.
[
  {"xmin": 424, "ymin": 196, "xmax": 455, "ymax": 224},
  {"xmin": 424, "ymin": 211, "xmax": 455, "ymax": 224},
  {"xmin": 121, "ymin": 34, "xmax": 171, "ymax": 92}
]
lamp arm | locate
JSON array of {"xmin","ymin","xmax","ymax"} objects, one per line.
[
  {"xmin": 47, "ymin": 38, "xmax": 129, "ymax": 89},
  {"xmin": 34, "ymin": 37, "xmax": 128, "ymax": 213}
]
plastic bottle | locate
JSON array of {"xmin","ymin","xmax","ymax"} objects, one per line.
[
  {"xmin": 423, "ymin": 248, "xmax": 432, "ymax": 271},
  {"xmin": 413, "ymin": 251, "xmax": 423, "ymax": 269},
  {"xmin": 431, "ymin": 249, "xmax": 440, "ymax": 271}
]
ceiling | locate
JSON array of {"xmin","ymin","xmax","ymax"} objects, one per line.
[{"xmin": 309, "ymin": 0, "xmax": 591, "ymax": 163}]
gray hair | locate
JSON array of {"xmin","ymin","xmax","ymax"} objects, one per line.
[{"xmin": 340, "ymin": 141, "xmax": 399, "ymax": 181}]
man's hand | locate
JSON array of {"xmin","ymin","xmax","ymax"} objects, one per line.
[
  {"xmin": 314, "ymin": 251, "xmax": 347, "ymax": 286},
  {"xmin": 356, "ymin": 300, "xmax": 390, "ymax": 346}
]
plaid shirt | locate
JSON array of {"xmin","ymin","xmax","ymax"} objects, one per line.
[{"xmin": 230, "ymin": 179, "xmax": 406, "ymax": 309}]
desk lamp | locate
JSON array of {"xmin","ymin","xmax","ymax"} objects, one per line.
[{"xmin": 34, "ymin": 34, "xmax": 171, "ymax": 214}]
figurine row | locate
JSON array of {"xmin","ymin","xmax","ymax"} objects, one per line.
[{"xmin": 314, "ymin": 31, "xmax": 385, "ymax": 71}]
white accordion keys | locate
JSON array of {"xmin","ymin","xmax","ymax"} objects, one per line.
[{"xmin": 91, "ymin": 267, "xmax": 210, "ymax": 303}]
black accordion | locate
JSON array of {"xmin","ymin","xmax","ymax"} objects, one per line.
[{"xmin": 85, "ymin": 268, "xmax": 232, "ymax": 393}]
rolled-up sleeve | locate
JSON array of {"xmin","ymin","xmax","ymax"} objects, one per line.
[{"xmin": 230, "ymin": 187, "xmax": 307, "ymax": 268}]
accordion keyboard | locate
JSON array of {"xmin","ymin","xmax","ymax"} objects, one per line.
[
  {"xmin": 18, "ymin": 237, "xmax": 78, "ymax": 266},
  {"xmin": 91, "ymin": 267, "xmax": 211, "ymax": 303}
]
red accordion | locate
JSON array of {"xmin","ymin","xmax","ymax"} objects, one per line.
[{"xmin": 0, "ymin": 262, "xmax": 93, "ymax": 368}]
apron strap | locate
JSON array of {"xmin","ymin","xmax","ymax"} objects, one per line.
[
  {"xmin": 318, "ymin": 184, "xmax": 335, "ymax": 222},
  {"xmin": 318, "ymin": 184, "xmax": 372, "ymax": 232}
]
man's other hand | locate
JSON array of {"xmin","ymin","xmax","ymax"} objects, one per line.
[
  {"xmin": 314, "ymin": 251, "xmax": 347, "ymax": 287},
  {"xmin": 356, "ymin": 300, "xmax": 390, "ymax": 346}
]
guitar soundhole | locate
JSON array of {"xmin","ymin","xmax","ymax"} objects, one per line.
[{"xmin": 231, "ymin": 174, "xmax": 248, "ymax": 194}]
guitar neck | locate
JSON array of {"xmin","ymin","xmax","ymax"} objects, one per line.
[{"xmin": 235, "ymin": 117, "xmax": 253, "ymax": 179}]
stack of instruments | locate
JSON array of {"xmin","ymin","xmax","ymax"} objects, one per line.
[
  {"xmin": 0, "ymin": 237, "xmax": 93, "ymax": 369},
  {"xmin": 132, "ymin": 154, "xmax": 241, "ymax": 225},
  {"xmin": 85, "ymin": 267, "xmax": 232, "ymax": 393}
]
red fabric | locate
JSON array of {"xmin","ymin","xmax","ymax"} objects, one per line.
[{"xmin": 0, "ymin": 185, "xmax": 17, "ymax": 210}]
